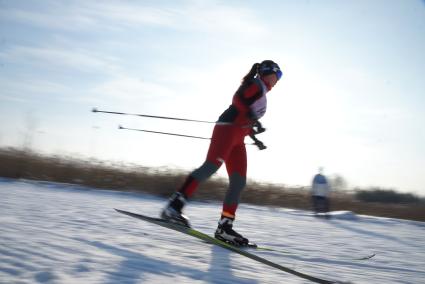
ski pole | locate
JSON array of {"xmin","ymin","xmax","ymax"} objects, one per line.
[
  {"xmin": 118, "ymin": 125, "xmax": 265, "ymax": 149},
  {"xmin": 93, "ymin": 107, "xmax": 218, "ymax": 124},
  {"xmin": 118, "ymin": 125, "xmax": 211, "ymax": 140}
]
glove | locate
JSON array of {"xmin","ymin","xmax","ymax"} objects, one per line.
[
  {"xmin": 252, "ymin": 120, "xmax": 266, "ymax": 135},
  {"xmin": 250, "ymin": 134, "xmax": 267, "ymax": 150}
]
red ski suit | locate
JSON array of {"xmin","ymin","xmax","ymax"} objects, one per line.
[{"xmin": 179, "ymin": 77, "xmax": 270, "ymax": 218}]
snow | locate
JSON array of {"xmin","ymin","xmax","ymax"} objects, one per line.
[{"xmin": 1, "ymin": 178, "xmax": 424, "ymax": 284}]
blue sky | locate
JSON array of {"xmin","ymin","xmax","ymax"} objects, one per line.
[{"xmin": 1, "ymin": 0, "xmax": 424, "ymax": 195}]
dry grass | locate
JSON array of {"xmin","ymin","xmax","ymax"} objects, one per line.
[{"xmin": 1, "ymin": 147, "xmax": 424, "ymax": 222}]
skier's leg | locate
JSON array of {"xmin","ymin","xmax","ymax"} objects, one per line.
[
  {"xmin": 312, "ymin": 196, "xmax": 320, "ymax": 214},
  {"xmin": 215, "ymin": 144, "xmax": 249, "ymax": 246},
  {"xmin": 317, "ymin": 196, "xmax": 325, "ymax": 213},
  {"xmin": 162, "ymin": 125, "xmax": 234, "ymax": 226},
  {"xmin": 177, "ymin": 124, "xmax": 236, "ymax": 198},
  {"xmin": 222, "ymin": 144, "xmax": 247, "ymax": 218},
  {"xmin": 177, "ymin": 161, "xmax": 221, "ymax": 198},
  {"xmin": 161, "ymin": 161, "xmax": 220, "ymax": 227},
  {"xmin": 324, "ymin": 197, "xmax": 331, "ymax": 218}
]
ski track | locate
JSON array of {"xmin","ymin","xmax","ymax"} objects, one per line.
[{"xmin": 1, "ymin": 178, "xmax": 424, "ymax": 284}]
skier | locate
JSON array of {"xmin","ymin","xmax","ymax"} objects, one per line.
[
  {"xmin": 161, "ymin": 60, "xmax": 282, "ymax": 246},
  {"xmin": 311, "ymin": 167, "xmax": 331, "ymax": 217}
]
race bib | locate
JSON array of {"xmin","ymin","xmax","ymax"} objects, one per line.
[{"xmin": 250, "ymin": 95, "xmax": 267, "ymax": 119}]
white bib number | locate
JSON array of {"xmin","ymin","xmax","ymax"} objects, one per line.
[{"xmin": 250, "ymin": 95, "xmax": 267, "ymax": 119}]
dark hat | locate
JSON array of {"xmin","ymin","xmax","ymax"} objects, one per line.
[{"xmin": 258, "ymin": 60, "xmax": 282, "ymax": 80}]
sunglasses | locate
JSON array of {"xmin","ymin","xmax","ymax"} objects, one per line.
[
  {"xmin": 260, "ymin": 65, "xmax": 282, "ymax": 80},
  {"xmin": 275, "ymin": 69, "xmax": 282, "ymax": 80}
]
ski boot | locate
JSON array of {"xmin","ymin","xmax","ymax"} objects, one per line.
[
  {"xmin": 214, "ymin": 216, "xmax": 249, "ymax": 246},
  {"xmin": 161, "ymin": 192, "xmax": 191, "ymax": 228}
]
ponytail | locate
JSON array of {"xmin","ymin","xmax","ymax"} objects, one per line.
[{"xmin": 241, "ymin": 63, "xmax": 259, "ymax": 84}]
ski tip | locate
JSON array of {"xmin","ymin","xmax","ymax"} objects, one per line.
[
  {"xmin": 357, "ymin": 253, "xmax": 376, "ymax": 260},
  {"xmin": 114, "ymin": 208, "xmax": 126, "ymax": 214}
]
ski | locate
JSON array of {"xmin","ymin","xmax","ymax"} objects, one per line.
[
  {"xmin": 115, "ymin": 209, "xmax": 344, "ymax": 284},
  {"xmin": 253, "ymin": 246, "xmax": 375, "ymax": 261}
]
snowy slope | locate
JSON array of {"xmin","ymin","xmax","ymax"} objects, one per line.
[{"xmin": 1, "ymin": 179, "xmax": 424, "ymax": 284}]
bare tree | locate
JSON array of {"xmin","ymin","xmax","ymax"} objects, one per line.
[
  {"xmin": 329, "ymin": 174, "xmax": 348, "ymax": 191},
  {"xmin": 16, "ymin": 111, "xmax": 39, "ymax": 178},
  {"xmin": 22, "ymin": 111, "xmax": 38, "ymax": 152}
]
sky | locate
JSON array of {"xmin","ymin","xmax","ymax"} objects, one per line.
[{"xmin": 0, "ymin": 0, "xmax": 424, "ymax": 195}]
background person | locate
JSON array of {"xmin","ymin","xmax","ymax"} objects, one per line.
[{"xmin": 311, "ymin": 167, "xmax": 331, "ymax": 217}]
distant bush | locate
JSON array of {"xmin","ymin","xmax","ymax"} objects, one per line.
[
  {"xmin": 355, "ymin": 188, "xmax": 423, "ymax": 204},
  {"xmin": 1, "ymin": 147, "xmax": 424, "ymax": 221}
]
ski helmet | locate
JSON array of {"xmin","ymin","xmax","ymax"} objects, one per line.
[{"xmin": 258, "ymin": 60, "xmax": 282, "ymax": 80}]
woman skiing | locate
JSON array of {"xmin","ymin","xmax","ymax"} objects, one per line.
[{"xmin": 161, "ymin": 60, "xmax": 282, "ymax": 246}]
